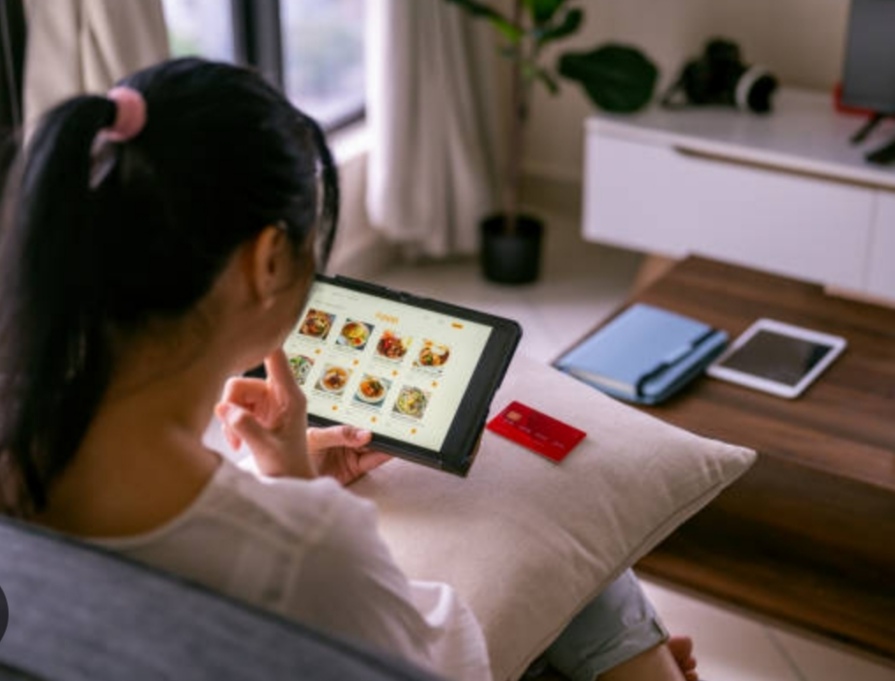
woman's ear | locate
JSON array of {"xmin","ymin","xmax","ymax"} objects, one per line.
[{"xmin": 246, "ymin": 225, "xmax": 294, "ymax": 307}]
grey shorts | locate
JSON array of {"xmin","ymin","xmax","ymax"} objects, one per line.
[{"xmin": 543, "ymin": 569, "xmax": 669, "ymax": 681}]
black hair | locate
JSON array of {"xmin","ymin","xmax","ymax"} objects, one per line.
[{"xmin": 0, "ymin": 57, "xmax": 339, "ymax": 516}]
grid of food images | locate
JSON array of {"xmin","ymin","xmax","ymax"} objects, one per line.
[{"xmin": 283, "ymin": 283, "xmax": 493, "ymax": 451}]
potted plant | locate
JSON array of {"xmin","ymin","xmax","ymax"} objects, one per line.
[{"xmin": 445, "ymin": 0, "xmax": 658, "ymax": 284}]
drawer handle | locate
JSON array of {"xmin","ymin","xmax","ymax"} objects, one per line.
[{"xmin": 671, "ymin": 145, "xmax": 890, "ymax": 192}]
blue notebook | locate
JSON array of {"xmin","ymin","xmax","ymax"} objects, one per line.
[{"xmin": 554, "ymin": 303, "xmax": 728, "ymax": 404}]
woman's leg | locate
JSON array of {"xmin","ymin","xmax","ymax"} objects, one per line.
[{"xmin": 544, "ymin": 569, "xmax": 691, "ymax": 681}]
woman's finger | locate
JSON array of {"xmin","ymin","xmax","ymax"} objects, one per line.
[
  {"xmin": 218, "ymin": 403, "xmax": 270, "ymax": 453},
  {"xmin": 264, "ymin": 349, "xmax": 302, "ymax": 399},
  {"xmin": 214, "ymin": 403, "xmax": 243, "ymax": 451},
  {"xmin": 220, "ymin": 376, "xmax": 269, "ymax": 408},
  {"xmin": 222, "ymin": 422, "xmax": 242, "ymax": 451},
  {"xmin": 354, "ymin": 451, "xmax": 392, "ymax": 475}
]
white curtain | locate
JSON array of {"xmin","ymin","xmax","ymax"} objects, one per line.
[
  {"xmin": 366, "ymin": 0, "xmax": 502, "ymax": 259},
  {"xmin": 23, "ymin": 0, "xmax": 169, "ymax": 129}
]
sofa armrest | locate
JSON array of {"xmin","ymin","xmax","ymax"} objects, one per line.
[{"xmin": 0, "ymin": 517, "xmax": 441, "ymax": 681}]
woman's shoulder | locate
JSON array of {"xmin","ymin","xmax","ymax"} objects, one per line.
[
  {"xmin": 204, "ymin": 458, "xmax": 376, "ymax": 547},
  {"xmin": 93, "ymin": 457, "xmax": 373, "ymax": 554}
]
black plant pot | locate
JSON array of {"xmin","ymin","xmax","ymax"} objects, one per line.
[{"xmin": 480, "ymin": 214, "xmax": 544, "ymax": 285}]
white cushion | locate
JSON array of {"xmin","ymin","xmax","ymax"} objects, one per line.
[{"xmin": 352, "ymin": 354, "xmax": 756, "ymax": 681}]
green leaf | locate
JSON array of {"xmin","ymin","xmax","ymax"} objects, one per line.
[
  {"xmin": 536, "ymin": 69, "xmax": 561, "ymax": 95},
  {"xmin": 536, "ymin": 8, "xmax": 582, "ymax": 47},
  {"xmin": 444, "ymin": 0, "xmax": 525, "ymax": 42},
  {"xmin": 558, "ymin": 44, "xmax": 659, "ymax": 113},
  {"xmin": 444, "ymin": 0, "xmax": 504, "ymax": 21},
  {"xmin": 494, "ymin": 21, "xmax": 525, "ymax": 43},
  {"xmin": 521, "ymin": 61, "xmax": 540, "ymax": 83},
  {"xmin": 523, "ymin": 0, "xmax": 568, "ymax": 24}
]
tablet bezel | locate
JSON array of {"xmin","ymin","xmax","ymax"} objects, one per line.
[
  {"xmin": 706, "ymin": 318, "xmax": 847, "ymax": 399},
  {"xmin": 294, "ymin": 275, "xmax": 522, "ymax": 476}
]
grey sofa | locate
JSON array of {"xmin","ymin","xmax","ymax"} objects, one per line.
[{"xmin": 0, "ymin": 517, "xmax": 441, "ymax": 681}]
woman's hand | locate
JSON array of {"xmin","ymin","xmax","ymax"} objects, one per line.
[
  {"xmin": 308, "ymin": 425, "xmax": 392, "ymax": 486},
  {"xmin": 216, "ymin": 349, "xmax": 315, "ymax": 479}
]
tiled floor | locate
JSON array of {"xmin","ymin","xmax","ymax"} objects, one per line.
[{"xmin": 363, "ymin": 215, "xmax": 895, "ymax": 681}]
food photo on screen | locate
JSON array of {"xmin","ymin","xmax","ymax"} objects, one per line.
[
  {"xmin": 376, "ymin": 329, "xmax": 412, "ymax": 361},
  {"xmin": 299, "ymin": 309, "xmax": 335, "ymax": 340},
  {"xmin": 393, "ymin": 385, "xmax": 430, "ymax": 420},
  {"xmin": 288, "ymin": 354, "xmax": 315, "ymax": 385},
  {"xmin": 337, "ymin": 319, "xmax": 373, "ymax": 350},
  {"xmin": 354, "ymin": 374, "xmax": 391, "ymax": 407},
  {"xmin": 415, "ymin": 340, "xmax": 451, "ymax": 369},
  {"xmin": 316, "ymin": 364, "xmax": 352, "ymax": 396}
]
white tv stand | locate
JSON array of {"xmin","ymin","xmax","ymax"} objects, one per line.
[{"xmin": 582, "ymin": 88, "xmax": 895, "ymax": 301}]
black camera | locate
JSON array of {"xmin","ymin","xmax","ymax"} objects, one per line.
[{"xmin": 662, "ymin": 39, "xmax": 778, "ymax": 113}]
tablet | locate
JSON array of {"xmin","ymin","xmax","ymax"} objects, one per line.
[
  {"xmin": 706, "ymin": 318, "xmax": 846, "ymax": 399},
  {"xmin": 282, "ymin": 275, "xmax": 522, "ymax": 476}
]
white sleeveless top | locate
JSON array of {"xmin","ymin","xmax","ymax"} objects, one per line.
[{"xmin": 92, "ymin": 458, "xmax": 491, "ymax": 680}]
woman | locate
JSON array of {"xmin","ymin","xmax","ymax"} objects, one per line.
[{"xmin": 0, "ymin": 57, "xmax": 696, "ymax": 681}]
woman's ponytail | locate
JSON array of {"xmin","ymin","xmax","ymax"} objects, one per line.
[{"xmin": 0, "ymin": 95, "xmax": 119, "ymax": 516}]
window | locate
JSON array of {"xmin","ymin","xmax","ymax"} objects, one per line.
[
  {"xmin": 162, "ymin": 0, "xmax": 236, "ymax": 63},
  {"xmin": 0, "ymin": 0, "xmax": 26, "ymax": 134},
  {"xmin": 280, "ymin": 0, "xmax": 365, "ymax": 130},
  {"xmin": 160, "ymin": 0, "xmax": 364, "ymax": 132}
]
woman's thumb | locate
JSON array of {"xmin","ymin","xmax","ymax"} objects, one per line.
[{"xmin": 310, "ymin": 425, "xmax": 372, "ymax": 450}]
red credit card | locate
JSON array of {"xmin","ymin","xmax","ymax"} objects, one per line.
[{"xmin": 487, "ymin": 401, "xmax": 586, "ymax": 463}]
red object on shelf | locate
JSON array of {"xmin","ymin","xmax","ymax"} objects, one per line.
[{"xmin": 832, "ymin": 81, "xmax": 877, "ymax": 116}]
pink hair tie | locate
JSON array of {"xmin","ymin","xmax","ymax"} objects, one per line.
[{"xmin": 103, "ymin": 86, "xmax": 147, "ymax": 142}]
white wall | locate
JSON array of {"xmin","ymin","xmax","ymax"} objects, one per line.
[
  {"xmin": 523, "ymin": 0, "xmax": 851, "ymax": 184},
  {"xmin": 326, "ymin": 133, "xmax": 398, "ymax": 279},
  {"xmin": 333, "ymin": 0, "xmax": 852, "ymax": 272}
]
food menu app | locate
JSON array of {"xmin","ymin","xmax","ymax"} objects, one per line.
[{"xmin": 283, "ymin": 282, "xmax": 493, "ymax": 451}]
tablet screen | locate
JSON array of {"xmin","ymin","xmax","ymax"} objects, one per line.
[
  {"xmin": 284, "ymin": 280, "xmax": 495, "ymax": 453},
  {"xmin": 714, "ymin": 329, "xmax": 835, "ymax": 386}
]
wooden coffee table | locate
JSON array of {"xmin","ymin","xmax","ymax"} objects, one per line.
[{"xmin": 610, "ymin": 256, "xmax": 895, "ymax": 661}]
